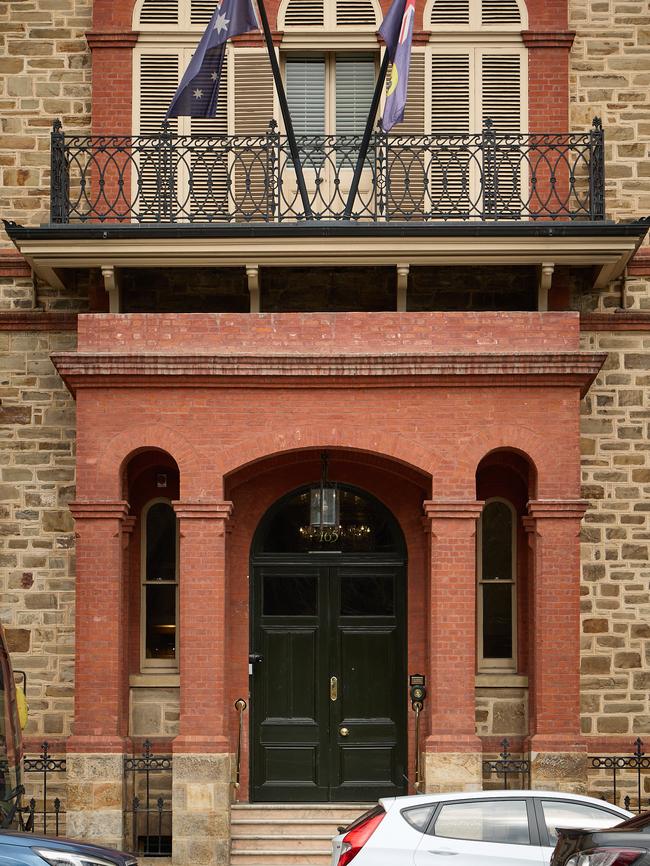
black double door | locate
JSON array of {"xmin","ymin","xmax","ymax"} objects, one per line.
[{"xmin": 250, "ymin": 557, "xmax": 407, "ymax": 802}]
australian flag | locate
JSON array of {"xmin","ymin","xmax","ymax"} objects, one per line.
[
  {"xmin": 378, "ymin": 0, "xmax": 416, "ymax": 132},
  {"xmin": 167, "ymin": 0, "xmax": 258, "ymax": 118}
]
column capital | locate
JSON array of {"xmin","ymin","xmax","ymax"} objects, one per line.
[
  {"xmin": 527, "ymin": 499, "xmax": 589, "ymax": 521},
  {"xmin": 69, "ymin": 500, "xmax": 130, "ymax": 520},
  {"xmin": 423, "ymin": 500, "xmax": 484, "ymax": 521},
  {"xmin": 172, "ymin": 501, "xmax": 234, "ymax": 520}
]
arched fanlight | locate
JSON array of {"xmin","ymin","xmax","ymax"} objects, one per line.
[{"xmin": 310, "ymin": 451, "xmax": 339, "ymax": 528}]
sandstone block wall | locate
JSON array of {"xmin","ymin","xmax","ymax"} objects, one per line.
[{"xmin": 570, "ymin": 0, "xmax": 650, "ymax": 254}]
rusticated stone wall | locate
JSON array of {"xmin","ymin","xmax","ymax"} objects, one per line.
[
  {"xmin": 579, "ymin": 321, "xmax": 650, "ymax": 739},
  {"xmin": 0, "ymin": 0, "xmax": 92, "ymax": 247},
  {"xmin": 570, "ymin": 0, "xmax": 650, "ymax": 258}
]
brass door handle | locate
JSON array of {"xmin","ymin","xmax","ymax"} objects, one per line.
[
  {"xmin": 339, "ymin": 727, "xmax": 350, "ymax": 737},
  {"xmin": 330, "ymin": 676, "xmax": 338, "ymax": 702}
]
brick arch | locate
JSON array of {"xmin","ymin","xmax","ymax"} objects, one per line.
[
  {"xmin": 88, "ymin": 424, "xmax": 211, "ymax": 501},
  {"xmin": 219, "ymin": 427, "xmax": 433, "ymax": 485}
]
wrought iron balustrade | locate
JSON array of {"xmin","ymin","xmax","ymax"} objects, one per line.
[{"xmin": 50, "ymin": 117, "xmax": 605, "ymax": 224}]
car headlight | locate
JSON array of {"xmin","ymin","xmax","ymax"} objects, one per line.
[{"xmin": 32, "ymin": 849, "xmax": 122, "ymax": 866}]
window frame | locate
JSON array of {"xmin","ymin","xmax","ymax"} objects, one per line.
[
  {"xmin": 477, "ymin": 496, "xmax": 517, "ymax": 672},
  {"xmin": 140, "ymin": 497, "xmax": 180, "ymax": 672}
]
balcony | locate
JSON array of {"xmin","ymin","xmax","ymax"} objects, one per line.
[{"xmin": 50, "ymin": 118, "xmax": 606, "ymax": 225}]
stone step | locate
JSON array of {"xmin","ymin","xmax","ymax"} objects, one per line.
[
  {"xmin": 231, "ymin": 804, "xmax": 368, "ymax": 822},
  {"xmin": 230, "ymin": 855, "xmax": 331, "ymax": 866},
  {"xmin": 232, "ymin": 819, "xmax": 348, "ymax": 835},
  {"xmin": 232, "ymin": 835, "xmax": 332, "ymax": 851}
]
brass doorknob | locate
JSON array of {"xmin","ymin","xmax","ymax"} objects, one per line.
[{"xmin": 339, "ymin": 727, "xmax": 350, "ymax": 737}]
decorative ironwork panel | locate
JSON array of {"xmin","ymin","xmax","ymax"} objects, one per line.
[
  {"xmin": 50, "ymin": 118, "xmax": 605, "ymax": 224},
  {"xmin": 124, "ymin": 740, "xmax": 173, "ymax": 857}
]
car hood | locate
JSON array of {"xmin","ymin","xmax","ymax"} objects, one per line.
[{"xmin": 0, "ymin": 831, "xmax": 135, "ymax": 862}]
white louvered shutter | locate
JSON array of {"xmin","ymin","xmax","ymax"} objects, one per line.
[
  {"xmin": 429, "ymin": 0, "xmax": 470, "ymax": 25},
  {"xmin": 187, "ymin": 53, "xmax": 230, "ymax": 221},
  {"xmin": 480, "ymin": 52, "xmax": 523, "ymax": 216},
  {"xmin": 481, "ymin": 0, "xmax": 521, "ymax": 25},
  {"xmin": 191, "ymin": 0, "xmax": 219, "ymax": 24},
  {"xmin": 429, "ymin": 52, "xmax": 472, "ymax": 216},
  {"xmin": 336, "ymin": 0, "xmax": 377, "ymax": 26},
  {"xmin": 283, "ymin": 0, "xmax": 325, "ymax": 26},
  {"xmin": 137, "ymin": 53, "xmax": 180, "ymax": 221},
  {"xmin": 234, "ymin": 52, "xmax": 276, "ymax": 219},
  {"xmin": 385, "ymin": 51, "xmax": 426, "ymax": 218},
  {"xmin": 138, "ymin": 0, "xmax": 179, "ymax": 25}
]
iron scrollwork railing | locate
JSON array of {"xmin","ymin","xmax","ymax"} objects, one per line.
[
  {"xmin": 590, "ymin": 737, "xmax": 650, "ymax": 813},
  {"xmin": 124, "ymin": 740, "xmax": 173, "ymax": 857},
  {"xmin": 50, "ymin": 117, "xmax": 605, "ymax": 224},
  {"xmin": 482, "ymin": 738, "xmax": 531, "ymax": 791},
  {"xmin": 22, "ymin": 741, "xmax": 66, "ymax": 836}
]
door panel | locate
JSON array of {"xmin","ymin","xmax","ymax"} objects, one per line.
[{"xmin": 251, "ymin": 560, "xmax": 406, "ymax": 801}]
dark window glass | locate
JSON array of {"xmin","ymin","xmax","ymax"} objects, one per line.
[
  {"xmin": 341, "ymin": 574, "xmax": 394, "ymax": 616},
  {"xmin": 258, "ymin": 487, "xmax": 402, "ymax": 554},
  {"xmin": 263, "ymin": 573, "xmax": 318, "ymax": 616},
  {"xmin": 145, "ymin": 584, "xmax": 176, "ymax": 659},
  {"xmin": 483, "ymin": 583, "xmax": 513, "ymax": 658},
  {"xmin": 432, "ymin": 800, "xmax": 530, "ymax": 845},
  {"xmin": 146, "ymin": 503, "xmax": 176, "ymax": 581},
  {"xmin": 401, "ymin": 805, "xmax": 434, "ymax": 833},
  {"xmin": 482, "ymin": 501, "xmax": 512, "ymax": 581}
]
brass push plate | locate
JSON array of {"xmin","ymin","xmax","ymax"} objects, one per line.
[{"xmin": 330, "ymin": 676, "xmax": 338, "ymax": 702}]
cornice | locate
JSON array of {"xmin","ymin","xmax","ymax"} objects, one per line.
[
  {"xmin": 521, "ymin": 29, "xmax": 576, "ymax": 49},
  {"xmin": 51, "ymin": 351, "xmax": 607, "ymax": 397},
  {"xmin": 0, "ymin": 311, "xmax": 78, "ymax": 332},
  {"xmin": 527, "ymin": 499, "xmax": 589, "ymax": 520},
  {"xmin": 628, "ymin": 252, "xmax": 650, "ymax": 275},
  {"xmin": 581, "ymin": 311, "xmax": 650, "ymax": 332},
  {"xmin": 0, "ymin": 251, "xmax": 30, "ymax": 278},
  {"xmin": 423, "ymin": 501, "xmax": 485, "ymax": 521}
]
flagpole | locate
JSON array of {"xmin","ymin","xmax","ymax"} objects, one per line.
[
  {"xmin": 343, "ymin": 49, "xmax": 390, "ymax": 221},
  {"xmin": 256, "ymin": 0, "xmax": 313, "ymax": 220}
]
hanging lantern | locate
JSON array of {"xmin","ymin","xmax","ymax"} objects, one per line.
[{"xmin": 310, "ymin": 452, "xmax": 339, "ymax": 528}]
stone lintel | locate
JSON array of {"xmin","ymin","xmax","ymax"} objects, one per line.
[
  {"xmin": 69, "ymin": 500, "xmax": 130, "ymax": 521},
  {"xmin": 172, "ymin": 501, "xmax": 233, "ymax": 521}
]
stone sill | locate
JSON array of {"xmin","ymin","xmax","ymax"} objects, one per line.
[
  {"xmin": 129, "ymin": 673, "xmax": 180, "ymax": 687},
  {"xmin": 475, "ymin": 673, "xmax": 529, "ymax": 688}
]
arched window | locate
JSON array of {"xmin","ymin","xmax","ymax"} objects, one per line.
[
  {"xmin": 141, "ymin": 499, "xmax": 179, "ymax": 670},
  {"xmin": 478, "ymin": 498, "xmax": 516, "ymax": 671}
]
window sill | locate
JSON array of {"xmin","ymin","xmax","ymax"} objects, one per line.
[
  {"xmin": 475, "ymin": 673, "xmax": 528, "ymax": 688},
  {"xmin": 130, "ymin": 673, "xmax": 180, "ymax": 687}
]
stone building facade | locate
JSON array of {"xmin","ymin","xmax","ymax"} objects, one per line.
[{"xmin": 1, "ymin": 0, "xmax": 650, "ymax": 863}]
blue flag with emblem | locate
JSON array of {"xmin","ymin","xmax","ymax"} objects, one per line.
[
  {"xmin": 167, "ymin": 0, "xmax": 259, "ymax": 118},
  {"xmin": 378, "ymin": 0, "xmax": 416, "ymax": 132}
]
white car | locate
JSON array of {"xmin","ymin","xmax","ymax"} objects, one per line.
[{"xmin": 331, "ymin": 790, "xmax": 631, "ymax": 866}]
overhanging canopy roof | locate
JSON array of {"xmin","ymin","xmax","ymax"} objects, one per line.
[{"xmin": 4, "ymin": 218, "xmax": 649, "ymax": 291}]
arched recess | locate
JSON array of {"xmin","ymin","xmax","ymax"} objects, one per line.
[
  {"xmin": 86, "ymin": 423, "xmax": 206, "ymax": 501},
  {"xmin": 475, "ymin": 448, "xmax": 535, "ymax": 682},
  {"xmin": 217, "ymin": 427, "xmax": 433, "ymax": 487}
]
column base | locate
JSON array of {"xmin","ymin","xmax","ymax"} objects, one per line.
[
  {"xmin": 527, "ymin": 735, "xmax": 588, "ymax": 794},
  {"xmin": 423, "ymin": 750, "xmax": 483, "ymax": 793},
  {"xmin": 66, "ymin": 753, "xmax": 125, "ymax": 849},
  {"xmin": 172, "ymin": 752, "xmax": 232, "ymax": 866}
]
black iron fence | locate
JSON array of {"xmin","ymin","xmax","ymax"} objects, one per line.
[
  {"xmin": 50, "ymin": 117, "xmax": 605, "ymax": 224},
  {"xmin": 124, "ymin": 740, "xmax": 172, "ymax": 857},
  {"xmin": 482, "ymin": 738, "xmax": 531, "ymax": 791},
  {"xmin": 590, "ymin": 738, "xmax": 650, "ymax": 813},
  {"xmin": 21, "ymin": 741, "xmax": 66, "ymax": 836}
]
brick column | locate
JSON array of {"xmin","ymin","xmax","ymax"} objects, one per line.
[
  {"xmin": 525, "ymin": 500, "xmax": 589, "ymax": 792},
  {"xmin": 171, "ymin": 500, "xmax": 233, "ymax": 866},
  {"xmin": 66, "ymin": 501, "xmax": 131, "ymax": 848},
  {"xmin": 422, "ymin": 501, "xmax": 484, "ymax": 793}
]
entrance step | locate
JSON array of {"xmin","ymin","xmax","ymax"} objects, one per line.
[{"xmin": 230, "ymin": 803, "xmax": 370, "ymax": 866}]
